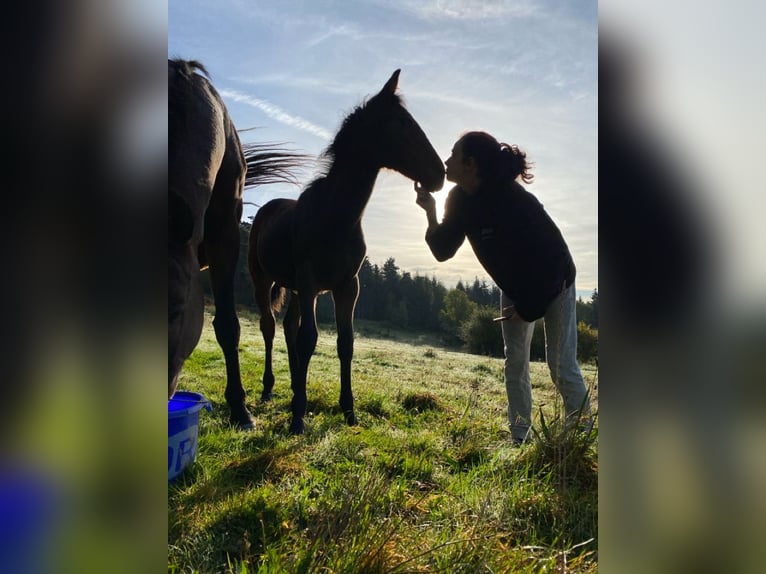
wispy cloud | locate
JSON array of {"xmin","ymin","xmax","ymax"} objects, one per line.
[
  {"xmin": 219, "ymin": 89, "xmax": 333, "ymax": 141},
  {"xmin": 408, "ymin": 89, "xmax": 506, "ymax": 114},
  {"xmin": 306, "ymin": 23, "xmax": 363, "ymax": 47},
  {"xmin": 233, "ymin": 74, "xmax": 369, "ymax": 100},
  {"xmin": 393, "ymin": 0, "xmax": 541, "ymax": 21}
]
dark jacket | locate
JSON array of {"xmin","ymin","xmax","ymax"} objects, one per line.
[{"xmin": 425, "ymin": 182, "xmax": 575, "ymax": 321}]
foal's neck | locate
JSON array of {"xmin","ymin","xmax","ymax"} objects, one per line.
[{"xmin": 325, "ymin": 158, "xmax": 381, "ymax": 226}]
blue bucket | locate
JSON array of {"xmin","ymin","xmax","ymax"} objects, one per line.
[{"xmin": 168, "ymin": 391, "xmax": 211, "ymax": 481}]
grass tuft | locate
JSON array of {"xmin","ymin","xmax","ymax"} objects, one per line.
[
  {"xmin": 522, "ymin": 408, "xmax": 599, "ymax": 491},
  {"xmin": 400, "ymin": 392, "xmax": 442, "ymax": 413}
]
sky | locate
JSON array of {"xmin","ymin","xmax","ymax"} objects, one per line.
[{"xmin": 169, "ymin": 0, "xmax": 598, "ymax": 297}]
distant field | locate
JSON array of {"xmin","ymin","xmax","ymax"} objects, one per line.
[{"xmin": 169, "ymin": 309, "xmax": 598, "ymax": 573}]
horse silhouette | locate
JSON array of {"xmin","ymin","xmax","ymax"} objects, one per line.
[
  {"xmin": 249, "ymin": 69, "xmax": 445, "ymax": 434},
  {"xmin": 169, "ymin": 58, "xmax": 305, "ymax": 429}
]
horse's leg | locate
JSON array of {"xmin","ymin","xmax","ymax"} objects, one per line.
[
  {"xmin": 208, "ymin": 257, "xmax": 254, "ymax": 429},
  {"xmin": 206, "ymin": 213, "xmax": 255, "ymax": 430},
  {"xmin": 253, "ymin": 274, "xmax": 276, "ymax": 402},
  {"xmin": 333, "ymin": 276, "xmax": 360, "ymax": 426},
  {"xmin": 290, "ymin": 287, "xmax": 318, "ymax": 434}
]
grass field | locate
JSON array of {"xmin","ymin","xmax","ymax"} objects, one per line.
[{"xmin": 169, "ymin": 309, "xmax": 598, "ymax": 573}]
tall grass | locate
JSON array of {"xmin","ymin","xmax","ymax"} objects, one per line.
[{"xmin": 169, "ymin": 309, "xmax": 598, "ymax": 573}]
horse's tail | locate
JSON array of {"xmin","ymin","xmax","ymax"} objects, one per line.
[
  {"xmin": 270, "ymin": 285, "xmax": 287, "ymax": 314},
  {"xmin": 242, "ymin": 142, "xmax": 312, "ymax": 189}
]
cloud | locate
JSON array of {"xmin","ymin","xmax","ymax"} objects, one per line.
[
  {"xmin": 306, "ymin": 23, "xmax": 363, "ymax": 48},
  {"xmin": 219, "ymin": 89, "xmax": 333, "ymax": 141},
  {"xmin": 232, "ymin": 73, "xmax": 371, "ymax": 101},
  {"xmin": 393, "ymin": 0, "xmax": 541, "ymax": 21},
  {"xmin": 408, "ymin": 89, "xmax": 506, "ymax": 114}
]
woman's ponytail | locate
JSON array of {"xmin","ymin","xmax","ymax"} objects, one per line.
[
  {"xmin": 459, "ymin": 131, "xmax": 534, "ymax": 185},
  {"xmin": 499, "ymin": 143, "xmax": 534, "ymax": 184}
]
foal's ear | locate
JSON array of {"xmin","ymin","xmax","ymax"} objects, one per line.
[{"xmin": 381, "ymin": 69, "xmax": 401, "ymax": 95}]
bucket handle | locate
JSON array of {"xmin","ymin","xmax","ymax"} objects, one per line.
[{"xmin": 169, "ymin": 396, "xmax": 212, "ymax": 411}]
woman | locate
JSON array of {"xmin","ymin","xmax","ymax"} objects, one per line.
[{"xmin": 416, "ymin": 131, "xmax": 591, "ymax": 444}]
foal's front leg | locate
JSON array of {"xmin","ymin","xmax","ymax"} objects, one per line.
[
  {"xmin": 282, "ymin": 293, "xmax": 300, "ymax": 393},
  {"xmin": 333, "ymin": 276, "xmax": 360, "ymax": 426}
]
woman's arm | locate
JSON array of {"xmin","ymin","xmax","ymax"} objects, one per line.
[{"xmin": 416, "ymin": 188, "xmax": 466, "ymax": 262}]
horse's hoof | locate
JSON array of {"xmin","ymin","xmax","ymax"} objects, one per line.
[
  {"xmin": 288, "ymin": 419, "xmax": 305, "ymax": 435},
  {"xmin": 261, "ymin": 391, "xmax": 273, "ymax": 402},
  {"xmin": 344, "ymin": 411, "xmax": 358, "ymax": 426},
  {"xmin": 231, "ymin": 413, "xmax": 256, "ymax": 431}
]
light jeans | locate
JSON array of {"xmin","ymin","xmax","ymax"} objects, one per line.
[{"xmin": 501, "ymin": 283, "xmax": 591, "ymax": 441}]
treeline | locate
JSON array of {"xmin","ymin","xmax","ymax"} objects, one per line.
[{"xmin": 203, "ymin": 222, "xmax": 598, "ymax": 362}]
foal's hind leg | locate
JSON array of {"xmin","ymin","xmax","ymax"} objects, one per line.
[
  {"xmin": 333, "ymin": 276, "xmax": 360, "ymax": 426},
  {"xmin": 254, "ymin": 277, "xmax": 277, "ymax": 401}
]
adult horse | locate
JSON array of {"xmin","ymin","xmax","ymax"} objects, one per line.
[
  {"xmin": 169, "ymin": 58, "xmax": 305, "ymax": 429},
  {"xmin": 249, "ymin": 69, "xmax": 445, "ymax": 434}
]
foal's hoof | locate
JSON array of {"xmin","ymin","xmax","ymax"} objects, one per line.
[
  {"xmin": 288, "ymin": 418, "xmax": 305, "ymax": 435},
  {"xmin": 344, "ymin": 411, "xmax": 358, "ymax": 426}
]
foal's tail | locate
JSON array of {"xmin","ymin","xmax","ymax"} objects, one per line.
[
  {"xmin": 270, "ymin": 285, "xmax": 287, "ymax": 314},
  {"xmin": 242, "ymin": 142, "xmax": 312, "ymax": 189}
]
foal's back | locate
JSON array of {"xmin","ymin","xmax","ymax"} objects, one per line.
[{"xmin": 249, "ymin": 198, "xmax": 298, "ymax": 289}]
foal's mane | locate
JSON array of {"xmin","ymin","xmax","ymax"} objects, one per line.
[{"xmin": 316, "ymin": 91, "xmax": 404, "ymax": 177}]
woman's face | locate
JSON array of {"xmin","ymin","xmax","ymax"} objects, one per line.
[
  {"xmin": 444, "ymin": 141, "xmax": 466, "ymax": 184},
  {"xmin": 445, "ymin": 140, "xmax": 478, "ymax": 191}
]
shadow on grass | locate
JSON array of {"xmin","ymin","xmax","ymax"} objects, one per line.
[
  {"xmin": 180, "ymin": 487, "xmax": 293, "ymax": 571},
  {"xmin": 170, "ymin": 438, "xmax": 302, "ymax": 504}
]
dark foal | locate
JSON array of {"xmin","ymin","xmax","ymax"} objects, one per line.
[{"xmin": 249, "ymin": 70, "xmax": 444, "ymax": 434}]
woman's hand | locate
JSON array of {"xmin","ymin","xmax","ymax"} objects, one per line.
[
  {"xmin": 415, "ymin": 188, "xmax": 436, "ymax": 212},
  {"xmin": 415, "ymin": 186, "xmax": 439, "ymax": 232}
]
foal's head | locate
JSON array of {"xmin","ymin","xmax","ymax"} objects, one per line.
[{"xmin": 329, "ymin": 70, "xmax": 445, "ymax": 193}]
